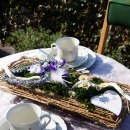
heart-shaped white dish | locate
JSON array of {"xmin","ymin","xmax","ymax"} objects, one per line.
[{"xmin": 91, "ymin": 90, "xmax": 122, "ymax": 116}]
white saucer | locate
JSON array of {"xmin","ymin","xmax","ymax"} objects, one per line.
[
  {"xmin": 0, "ymin": 110, "xmax": 67, "ymax": 130},
  {"xmin": 51, "ymin": 46, "xmax": 89, "ymax": 68},
  {"xmin": 75, "ymin": 46, "xmax": 96, "ymax": 70}
]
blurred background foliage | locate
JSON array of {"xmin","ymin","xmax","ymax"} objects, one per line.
[{"xmin": 0, "ymin": 0, "xmax": 130, "ymax": 68}]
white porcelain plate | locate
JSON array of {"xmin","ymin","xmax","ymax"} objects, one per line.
[
  {"xmin": 75, "ymin": 46, "xmax": 96, "ymax": 70},
  {"xmin": 80, "ymin": 46, "xmax": 96, "ymax": 69},
  {"xmin": 0, "ymin": 110, "xmax": 67, "ymax": 130}
]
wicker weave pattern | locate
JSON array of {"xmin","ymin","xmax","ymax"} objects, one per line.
[{"xmin": 0, "ymin": 56, "xmax": 129, "ymax": 128}]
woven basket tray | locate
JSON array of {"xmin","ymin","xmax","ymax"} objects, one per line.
[{"xmin": 0, "ymin": 56, "xmax": 129, "ymax": 129}]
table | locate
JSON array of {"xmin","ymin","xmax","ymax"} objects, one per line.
[{"xmin": 0, "ymin": 47, "xmax": 130, "ymax": 130}]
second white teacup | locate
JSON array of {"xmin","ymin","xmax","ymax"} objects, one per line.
[
  {"xmin": 6, "ymin": 103, "xmax": 51, "ymax": 130},
  {"xmin": 51, "ymin": 37, "xmax": 80, "ymax": 62}
]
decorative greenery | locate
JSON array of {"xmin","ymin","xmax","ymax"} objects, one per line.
[
  {"xmin": 2, "ymin": 59, "xmax": 118, "ymax": 111},
  {"xmin": 90, "ymin": 77, "xmax": 104, "ymax": 84}
]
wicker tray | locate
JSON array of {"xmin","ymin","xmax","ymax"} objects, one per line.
[{"xmin": 0, "ymin": 56, "xmax": 129, "ymax": 129}]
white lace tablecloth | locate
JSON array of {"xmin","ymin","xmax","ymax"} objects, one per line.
[{"xmin": 0, "ymin": 47, "xmax": 130, "ymax": 130}]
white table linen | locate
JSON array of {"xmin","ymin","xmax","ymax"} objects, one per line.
[{"xmin": 0, "ymin": 47, "xmax": 130, "ymax": 130}]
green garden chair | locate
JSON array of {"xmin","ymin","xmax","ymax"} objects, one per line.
[{"xmin": 97, "ymin": 0, "xmax": 130, "ymax": 54}]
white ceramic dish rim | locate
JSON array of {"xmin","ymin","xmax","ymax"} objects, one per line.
[{"xmin": 75, "ymin": 46, "xmax": 96, "ymax": 70}]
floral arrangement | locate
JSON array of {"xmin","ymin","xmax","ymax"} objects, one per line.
[
  {"xmin": 1, "ymin": 59, "xmax": 119, "ymax": 110},
  {"xmin": 2, "ymin": 60, "xmax": 69, "ymax": 87}
]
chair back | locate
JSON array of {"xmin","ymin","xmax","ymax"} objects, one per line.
[{"xmin": 97, "ymin": 0, "xmax": 130, "ymax": 54}]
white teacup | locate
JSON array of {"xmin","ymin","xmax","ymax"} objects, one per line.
[
  {"xmin": 6, "ymin": 103, "xmax": 51, "ymax": 130},
  {"xmin": 51, "ymin": 37, "xmax": 80, "ymax": 62}
]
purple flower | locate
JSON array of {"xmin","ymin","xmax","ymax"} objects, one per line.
[
  {"xmin": 49, "ymin": 61, "xmax": 58, "ymax": 71},
  {"xmin": 62, "ymin": 70, "xmax": 69, "ymax": 77},
  {"xmin": 59, "ymin": 60, "xmax": 66, "ymax": 66},
  {"xmin": 49, "ymin": 60, "xmax": 66, "ymax": 71}
]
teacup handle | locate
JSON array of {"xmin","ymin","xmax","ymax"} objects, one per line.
[
  {"xmin": 51, "ymin": 43, "xmax": 57, "ymax": 50},
  {"xmin": 40, "ymin": 114, "xmax": 51, "ymax": 129}
]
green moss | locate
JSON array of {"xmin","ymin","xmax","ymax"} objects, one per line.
[{"xmin": 6, "ymin": 65, "xmax": 120, "ymax": 111}]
